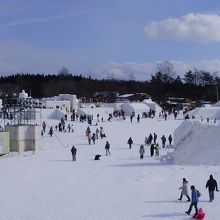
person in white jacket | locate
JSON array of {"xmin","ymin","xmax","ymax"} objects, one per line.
[{"xmin": 178, "ymin": 178, "xmax": 190, "ymax": 201}]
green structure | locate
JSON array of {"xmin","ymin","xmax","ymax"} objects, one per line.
[{"xmin": 0, "ymin": 131, "xmax": 10, "ymax": 155}]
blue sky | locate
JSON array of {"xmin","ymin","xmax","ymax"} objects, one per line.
[{"xmin": 1, "ymin": 0, "xmax": 220, "ymax": 80}]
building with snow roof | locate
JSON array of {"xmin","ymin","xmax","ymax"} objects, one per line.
[{"xmin": 41, "ymin": 94, "xmax": 78, "ymax": 112}]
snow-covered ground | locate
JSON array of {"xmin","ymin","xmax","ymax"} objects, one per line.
[{"xmin": 0, "ymin": 117, "xmax": 219, "ymax": 220}]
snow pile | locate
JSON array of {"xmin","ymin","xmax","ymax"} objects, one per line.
[
  {"xmin": 142, "ymin": 99, "xmax": 162, "ymax": 117},
  {"xmin": 40, "ymin": 109, "xmax": 65, "ymax": 120},
  {"xmin": 214, "ymin": 101, "xmax": 220, "ymax": 107},
  {"xmin": 121, "ymin": 103, "xmax": 150, "ymax": 116},
  {"xmin": 174, "ymin": 119, "xmax": 220, "ymax": 165},
  {"xmin": 188, "ymin": 107, "xmax": 220, "ymax": 120},
  {"xmin": 77, "ymin": 106, "xmax": 114, "ymax": 118}
]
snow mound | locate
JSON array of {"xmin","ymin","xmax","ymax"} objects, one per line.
[
  {"xmin": 174, "ymin": 120, "xmax": 220, "ymax": 165},
  {"xmin": 40, "ymin": 109, "xmax": 65, "ymax": 120},
  {"xmin": 188, "ymin": 107, "xmax": 220, "ymax": 120}
]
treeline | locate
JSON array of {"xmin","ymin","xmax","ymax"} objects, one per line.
[{"xmin": 0, "ymin": 69, "xmax": 219, "ymax": 102}]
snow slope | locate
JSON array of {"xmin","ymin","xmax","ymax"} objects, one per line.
[
  {"xmin": 188, "ymin": 107, "xmax": 220, "ymax": 120},
  {"xmin": 0, "ymin": 117, "xmax": 220, "ymax": 220}
]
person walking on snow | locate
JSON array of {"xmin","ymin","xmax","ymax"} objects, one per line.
[
  {"xmin": 137, "ymin": 114, "xmax": 140, "ymax": 123},
  {"xmin": 91, "ymin": 133, "xmax": 96, "ymax": 144},
  {"xmin": 105, "ymin": 141, "xmax": 111, "ymax": 155},
  {"xmin": 96, "ymin": 128, "xmax": 99, "ymax": 139},
  {"xmin": 153, "ymin": 132, "xmax": 157, "ymax": 144},
  {"xmin": 161, "ymin": 135, "xmax": 166, "ymax": 148},
  {"xmin": 150, "ymin": 144, "xmax": 155, "ymax": 157},
  {"xmin": 87, "ymin": 132, "xmax": 91, "ymax": 145},
  {"xmin": 139, "ymin": 145, "xmax": 145, "ymax": 159},
  {"xmin": 206, "ymin": 174, "xmax": 219, "ymax": 202},
  {"xmin": 127, "ymin": 137, "xmax": 133, "ymax": 149},
  {"xmin": 155, "ymin": 143, "xmax": 160, "ymax": 156},
  {"xmin": 178, "ymin": 178, "xmax": 190, "ymax": 201},
  {"xmin": 168, "ymin": 134, "xmax": 172, "ymax": 145},
  {"xmin": 49, "ymin": 126, "xmax": 53, "ymax": 137},
  {"xmin": 185, "ymin": 185, "xmax": 199, "ymax": 215},
  {"xmin": 71, "ymin": 145, "xmax": 77, "ymax": 161}
]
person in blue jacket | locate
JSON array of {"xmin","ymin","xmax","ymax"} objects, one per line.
[{"xmin": 185, "ymin": 185, "xmax": 198, "ymax": 215}]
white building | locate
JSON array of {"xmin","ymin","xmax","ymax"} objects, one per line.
[
  {"xmin": 19, "ymin": 90, "xmax": 28, "ymax": 99},
  {"xmin": 120, "ymin": 103, "xmax": 150, "ymax": 116},
  {"xmin": 45, "ymin": 100, "xmax": 71, "ymax": 112},
  {"xmin": 41, "ymin": 94, "xmax": 78, "ymax": 112},
  {"xmin": 0, "ymin": 99, "xmax": 2, "ymax": 109},
  {"xmin": 58, "ymin": 94, "xmax": 78, "ymax": 111}
]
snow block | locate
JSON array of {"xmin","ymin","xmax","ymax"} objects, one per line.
[{"xmin": 174, "ymin": 119, "xmax": 220, "ymax": 165}]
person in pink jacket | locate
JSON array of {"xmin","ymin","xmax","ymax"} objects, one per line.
[{"xmin": 193, "ymin": 208, "xmax": 205, "ymax": 219}]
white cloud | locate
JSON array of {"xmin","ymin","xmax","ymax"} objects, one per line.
[{"xmin": 144, "ymin": 13, "xmax": 220, "ymax": 43}]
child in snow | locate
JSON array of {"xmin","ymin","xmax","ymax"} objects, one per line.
[
  {"xmin": 193, "ymin": 208, "xmax": 205, "ymax": 219},
  {"xmin": 94, "ymin": 155, "xmax": 101, "ymax": 160}
]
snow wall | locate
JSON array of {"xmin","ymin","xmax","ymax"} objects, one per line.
[
  {"xmin": 174, "ymin": 120, "xmax": 220, "ymax": 165},
  {"xmin": 40, "ymin": 109, "xmax": 66, "ymax": 120},
  {"xmin": 188, "ymin": 107, "xmax": 220, "ymax": 120}
]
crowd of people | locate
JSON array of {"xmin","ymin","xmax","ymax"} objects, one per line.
[{"xmin": 177, "ymin": 175, "xmax": 219, "ymax": 219}]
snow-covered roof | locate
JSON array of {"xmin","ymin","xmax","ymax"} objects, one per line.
[{"xmin": 118, "ymin": 94, "xmax": 134, "ymax": 98}]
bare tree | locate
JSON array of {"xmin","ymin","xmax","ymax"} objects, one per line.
[
  {"xmin": 58, "ymin": 67, "xmax": 71, "ymax": 76},
  {"xmin": 156, "ymin": 61, "xmax": 175, "ymax": 80}
]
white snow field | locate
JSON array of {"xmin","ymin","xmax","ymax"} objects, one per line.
[{"xmin": 0, "ymin": 117, "xmax": 220, "ymax": 220}]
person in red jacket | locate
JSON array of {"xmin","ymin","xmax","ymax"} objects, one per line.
[{"xmin": 193, "ymin": 208, "xmax": 205, "ymax": 219}]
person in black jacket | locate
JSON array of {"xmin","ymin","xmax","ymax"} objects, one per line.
[
  {"xmin": 168, "ymin": 134, "xmax": 172, "ymax": 145},
  {"xmin": 150, "ymin": 144, "xmax": 155, "ymax": 157},
  {"xmin": 71, "ymin": 146, "xmax": 77, "ymax": 161},
  {"xmin": 206, "ymin": 175, "xmax": 219, "ymax": 202},
  {"xmin": 127, "ymin": 137, "xmax": 133, "ymax": 149},
  {"xmin": 161, "ymin": 135, "xmax": 166, "ymax": 148},
  {"xmin": 105, "ymin": 141, "xmax": 111, "ymax": 155}
]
